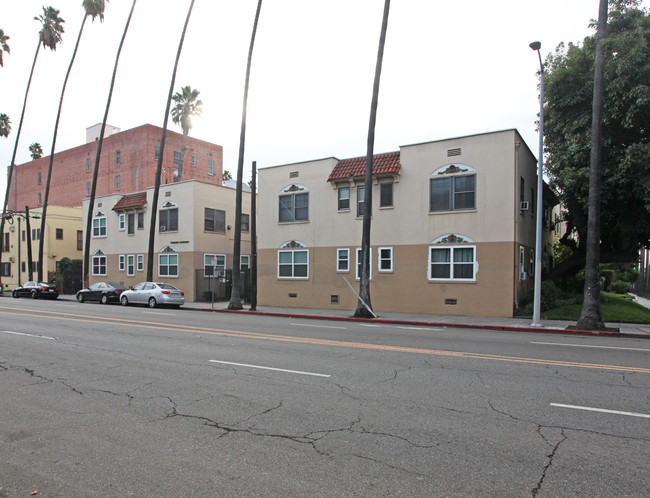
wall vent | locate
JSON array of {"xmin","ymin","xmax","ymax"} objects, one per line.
[
  {"xmin": 447, "ymin": 148, "xmax": 461, "ymax": 157},
  {"xmin": 445, "ymin": 298, "xmax": 458, "ymax": 305},
  {"xmin": 289, "ymin": 293, "xmax": 297, "ymax": 298},
  {"xmin": 331, "ymin": 295, "xmax": 339, "ymax": 304},
  {"xmin": 165, "ymin": 191, "xmax": 172, "ymax": 197},
  {"xmin": 289, "ymin": 171, "xmax": 299, "ymax": 178}
]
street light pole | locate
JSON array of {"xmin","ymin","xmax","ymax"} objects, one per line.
[{"xmin": 529, "ymin": 41, "xmax": 544, "ymax": 327}]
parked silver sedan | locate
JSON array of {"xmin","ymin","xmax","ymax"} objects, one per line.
[{"xmin": 120, "ymin": 282, "xmax": 185, "ymax": 308}]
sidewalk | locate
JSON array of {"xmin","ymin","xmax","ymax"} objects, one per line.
[{"xmin": 184, "ymin": 298, "xmax": 650, "ymax": 339}]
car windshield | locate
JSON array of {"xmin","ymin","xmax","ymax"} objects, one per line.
[
  {"xmin": 107, "ymin": 281, "xmax": 125, "ymax": 289},
  {"xmin": 157, "ymin": 283, "xmax": 179, "ymax": 291}
]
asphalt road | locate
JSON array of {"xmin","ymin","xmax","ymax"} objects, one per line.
[{"xmin": 1, "ymin": 297, "xmax": 648, "ymax": 497}]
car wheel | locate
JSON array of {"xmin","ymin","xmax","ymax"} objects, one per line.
[
  {"xmin": 120, "ymin": 295, "xmax": 128, "ymax": 306},
  {"xmin": 12, "ymin": 290, "xmax": 18, "ymax": 298},
  {"xmin": 31, "ymin": 290, "xmax": 38, "ymax": 299},
  {"xmin": 77, "ymin": 293, "xmax": 85, "ymax": 303},
  {"xmin": 148, "ymin": 297, "xmax": 157, "ymax": 308},
  {"xmin": 100, "ymin": 294, "xmax": 109, "ymax": 305}
]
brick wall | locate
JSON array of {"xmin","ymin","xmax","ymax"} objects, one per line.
[{"xmin": 7, "ymin": 124, "xmax": 224, "ymax": 210}]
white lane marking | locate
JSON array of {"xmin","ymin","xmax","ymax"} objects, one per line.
[
  {"xmin": 291, "ymin": 322, "xmax": 346, "ymax": 330},
  {"xmin": 360, "ymin": 324, "xmax": 382, "ymax": 328},
  {"xmin": 209, "ymin": 360, "xmax": 330, "ymax": 378},
  {"xmin": 551, "ymin": 403, "xmax": 650, "ymax": 419},
  {"xmin": 2, "ymin": 330, "xmax": 56, "ymax": 340},
  {"xmin": 398, "ymin": 326, "xmax": 442, "ymax": 331},
  {"xmin": 532, "ymin": 341, "xmax": 650, "ymax": 352},
  {"xmin": 143, "ymin": 311, "xmax": 177, "ymax": 316}
]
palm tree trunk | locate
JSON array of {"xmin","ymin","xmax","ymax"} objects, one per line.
[
  {"xmin": 25, "ymin": 206, "xmax": 34, "ymax": 280},
  {"xmin": 177, "ymin": 131, "xmax": 187, "ymax": 182},
  {"xmin": 0, "ymin": 41, "xmax": 40, "ymax": 289},
  {"xmin": 84, "ymin": 0, "xmax": 136, "ymax": 287},
  {"xmin": 146, "ymin": 0, "xmax": 195, "ymax": 281},
  {"xmin": 228, "ymin": 0, "xmax": 263, "ymax": 310},
  {"xmin": 354, "ymin": 0, "xmax": 390, "ymax": 318},
  {"xmin": 576, "ymin": 0, "xmax": 608, "ymax": 331},
  {"xmin": 38, "ymin": 15, "xmax": 88, "ymax": 282}
]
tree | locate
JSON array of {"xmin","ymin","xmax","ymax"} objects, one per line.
[
  {"xmin": 228, "ymin": 0, "xmax": 263, "ymax": 310},
  {"xmin": 38, "ymin": 1, "xmax": 106, "ymax": 281},
  {"xmin": 29, "ymin": 142, "xmax": 43, "ymax": 159},
  {"xmin": 0, "ymin": 113, "xmax": 10, "ymax": 137},
  {"xmin": 0, "ymin": 28, "xmax": 10, "ymax": 67},
  {"xmin": 170, "ymin": 85, "xmax": 202, "ymax": 182},
  {"xmin": 83, "ymin": 0, "xmax": 136, "ymax": 287},
  {"xmin": 354, "ymin": 0, "xmax": 391, "ymax": 318},
  {"xmin": 0, "ymin": 6, "xmax": 64, "ymax": 289},
  {"xmin": 222, "ymin": 169, "xmax": 233, "ymax": 182},
  {"xmin": 146, "ymin": 0, "xmax": 195, "ymax": 281},
  {"xmin": 544, "ymin": 1, "xmax": 650, "ymax": 282}
]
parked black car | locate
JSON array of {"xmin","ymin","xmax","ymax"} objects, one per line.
[
  {"xmin": 12, "ymin": 281, "xmax": 60, "ymax": 300},
  {"xmin": 76, "ymin": 281, "xmax": 126, "ymax": 304}
]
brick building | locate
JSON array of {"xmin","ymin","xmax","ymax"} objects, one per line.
[{"xmin": 7, "ymin": 123, "xmax": 224, "ymax": 210}]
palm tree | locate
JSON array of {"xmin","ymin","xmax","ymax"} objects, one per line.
[
  {"xmin": 0, "ymin": 113, "xmax": 10, "ymax": 137},
  {"xmin": 222, "ymin": 169, "xmax": 233, "ymax": 181},
  {"xmin": 354, "ymin": 0, "xmax": 391, "ymax": 318},
  {"xmin": 0, "ymin": 28, "xmax": 10, "ymax": 67},
  {"xmin": 146, "ymin": 0, "xmax": 195, "ymax": 281},
  {"xmin": 83, "ymin": 0, "xmax": 136, "ymax": 288},
  {"xmin": 576, "ymin": 0, "xmax": 608, "ymax": 331},
  {"xmin": 0, "ymin": 6, "xmax": 64, "ymax": 290},
  {"xmin": 228, "ymin": 0, "xmax": 263, "ymax": 310},
  {"xmin": 29, "ymin": 142, "xmax": 43, "ymax": 159},
  {"xmin": 38, "ymin": 1, "xmax": 106, "ymax": 282},
  {"xmin": 170, "ymin": 85, "xmax": 202, "ymax": 182}
]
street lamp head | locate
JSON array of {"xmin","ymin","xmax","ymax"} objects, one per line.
[{"xmin": 529, "ymin": 41, "xmax": 541, "ymax": 51}]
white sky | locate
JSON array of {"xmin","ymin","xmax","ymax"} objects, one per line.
[{"xmin": 2, "ymin": 0, "xmax": 645, "ymax": 205}]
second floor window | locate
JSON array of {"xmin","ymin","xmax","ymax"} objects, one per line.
[
  {"xmin": 279, "ymin": 192, "xmax": 308, "ymax": 222},
  {"xmin": 56, "ymin": 228, "xmax": 63, "ymax": 240},
  {"xmin": 92, "ymin": 217, "xmax": 106, "ymax": 237},
  {"xmin": 159, "ymin": 208, "xmax": 178, "ymax": 232},
  {"xmin": 204, "ymin": 208, "xmax": 225, "ymax": 233},
  {"xmin": 380, "ymin": 182, "xmax": 393, "ymax": 207},
  {"xmin": 241, "ymin": 213, "xmax": 250, "ymax": 232},
  {"xmin": 128, "ymin": 213, "xmax": 135, "ymax": 235},
  {"xmin": 430, "ymin": 174, "xmax": 476, "ymax": 212},
  {"xmin": 357, "ymin": 186, "xmax": 365, "ymax": 217},
  {"xmin": 338, "ymin": 187, "xmax": 350, "ymax": 210}
]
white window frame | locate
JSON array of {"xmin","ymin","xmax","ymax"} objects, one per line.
[
  {"xmin": 277, "ymin": 249, "xmax": 309, "ymax": 279},
  {"xmin": 127, "ymin": 254, "xmax": 135, "ymax": 276},
  {"xmin": 428, "ymin": 245, "xmax": 476, "ymax": 281},
  {"xmin": 337, "ymin": 248, "xmax": 350, "ymax": 272},
  {"xmin": 158, "ymin": 252, "xmax": 179, "ymax": 277},
  {"xmin": 119, "ymin": 213, "xmax": 126, "ymax": 231},
  {"xmin": 240, "ymin": 254, "xmax": 250, "ymax": 271},
  {"xmin": 378, "ymin": 247, "xmax": 393, "ymax": 272},
  {"xmin": 119, "ymin": 254, "xmax": 125, "ymax": 272},
  {"xmin": 137, "ymin": 254, "xmax": 144, "ymax": 272},
  {"xmin": 355, "ymin": 247, "xmax": 372, "ymax": 280},
  {"xmin": 338, "ymin": 187, "xmax": 350, "ymax": 211},
  {"xmin": 204, "ymin": 253, "xmax": 226, "ymax": 277},
  {"xmin": 92, "ymin": 255, "xmax": 107, "ymax": 276},
  {"xmin": 208, "ymin": 159, "xmax": 214, "ymax": 176},
  {"xmin": 92, "ymin": 216, "xmax": 107, "ymax": 238}
]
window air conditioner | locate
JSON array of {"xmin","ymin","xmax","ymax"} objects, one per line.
[
  {"xmin": 160, "ymin": 225, "xmax": 166, "ymax": 232},
  {"xmin": 9, "ymin": 257, "xmax": 15, "ymax": 262},
  {"xmin": 520, "ymin": 271, "xmax": 527, "ymax": 281},
  {"xmin": 520, "ymin": 201, "xmax": 530, "ymax": 211}
]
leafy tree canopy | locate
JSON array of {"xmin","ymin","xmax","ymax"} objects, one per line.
[{"xmin": 544, "ymin": 0, "xmax": 650, "ymax": 275}]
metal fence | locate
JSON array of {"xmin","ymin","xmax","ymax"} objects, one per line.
[{"xmin": 194, "ymin": 269, "xmax": 251, "ymax": 303}]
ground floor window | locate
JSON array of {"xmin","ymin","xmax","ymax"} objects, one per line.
[
  {"xmin": 356, "ymin": 248, "xmax": 372, "ymax": 280},
  {"xmin": 337, "ymin": 248, "xmax": 349, "ymax": 272},
  {"xmin": 278, "ymin": 249, "xmax": 308, "ymax": 278},
  {"xmin": 137, "ymin": 254, "xmax": 144, "ymax": 272},
  {"xmin": 378, "ymin": 247, "xmax": 393, "ymax": 271},
  {"xmin": 92, "ymin": 255, "xmax": 107, "ymax": 276},
  {"xmin": 119, "ymin": 255, "xmax": 125, "ymax": 271},
  {"xmin": 159, "ymin": 253, "xmax": 178, "ymax": 277},
  {"xmin": 240, "ymin": 255, "xmax": 250, "ymax": 271},
  {"xmin": 429, "ymin": 245, "xmax": 476, "ymax": 281},
  {"xmin": 127, "ymin": 255, "xmax": 135, "ymax": 276},
  {"xmin": 204, "ymin": 254, "xmax": 226, "ymax": 276}
]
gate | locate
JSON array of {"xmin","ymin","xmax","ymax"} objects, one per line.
[{"xmin": 195, "ymin": 269, "xmax": 251, "ymax": 303}]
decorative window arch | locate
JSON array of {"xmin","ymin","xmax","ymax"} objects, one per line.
[
  {"xmin": 280, "ymin": 240, "xmax": 307, "ymax": 249},
  {"xmin": 430, "ymin": 233, "xmax": 475, "ymax": 244},
  {"xmin": 432, "ymin": 163, "xmax": 475, "ymax": 176},
  {"xmin": 279, "ymin": 185, "xmax": 309, "ymax": 222}
]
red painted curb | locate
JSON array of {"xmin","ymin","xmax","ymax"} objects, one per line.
[{"xmin": 197, "ymin": 307, "xmax": 650, "ymax": 340}]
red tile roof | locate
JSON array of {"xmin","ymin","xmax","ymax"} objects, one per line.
[
  {"xmin": 112, "ymin": 192, "xmax": 147, "ymax": 211},
  {"xmin": 328, "ymin": 151, "xmax": 401, "ymax": 182}
]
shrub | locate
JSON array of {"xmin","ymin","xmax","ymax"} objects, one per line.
[{"xmin": 609, "ymin": 280, "xmax": 631, "ymax": 294}]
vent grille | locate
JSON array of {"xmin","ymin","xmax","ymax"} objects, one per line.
[
  {"xmin": 165, "ymin": 191, "xmax": 171, "ymax": 197},
  {"xmin": 445, "ymin": 298, "xmax": 458, "ymax": 305},
  {"xmin": 289, "ymin": 171, "xmax": 299, "ymax": 178},
  {"xmin": 447, "ymin": 148, "xmax": 461, "ymax": 157}
]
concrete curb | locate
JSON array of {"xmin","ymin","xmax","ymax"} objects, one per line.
[{"xmin": 196, "ymin": 307, "xmax": 650, "ymax": 340}]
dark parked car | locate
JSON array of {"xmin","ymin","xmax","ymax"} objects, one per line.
[
  {"xmin": 12, "ymin": 281, "xmax": 59, "ymax": 300},
  {"xmin": 76, "ymin": 281, "xmax": 126, "ymax": 304}
]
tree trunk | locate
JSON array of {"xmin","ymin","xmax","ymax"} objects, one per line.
[
  {"xmin": 576, "ymin": 0, "xmax": 608, "ymax": 331},
  {"xmin": 84, "ymin": 0, "xmax": 136, "ymax": 287},
  {"xmin": 177, "ymin": 131, "xmax": 187, "ymax": 182},
  {"xmin": 38, "ymin": 15, "xmax": 88, "ymax": 281},
  {"xmin": 0, "ymin": 41, "xmax": 40, "ymax": 289},
  {"xmin": 354, "ymin": 0, "xmax": 390, "ymax": 318},
  {"xmin": 146, "ymin": 0, "xmax": 195, "ymax": 282},
  {"xmin": 229, "ymin": 0, "xmax": 263, "ymax": 310}
]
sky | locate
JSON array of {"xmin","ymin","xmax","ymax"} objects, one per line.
[{"xmin": 2, "ymin": 0, "xmax": 646, "ymax": 205}]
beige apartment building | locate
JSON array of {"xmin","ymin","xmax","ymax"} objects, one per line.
[
  {"xmin": 1, "ymin": 205, "xmax": 83, "ymax": 290},
  {"xmin": 257, "ymin": 129, "xmax": 559, "ymax": 318},
  {"xmin": 83, "ymin": 180, "xmax": 252, "ymax": 302}
]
